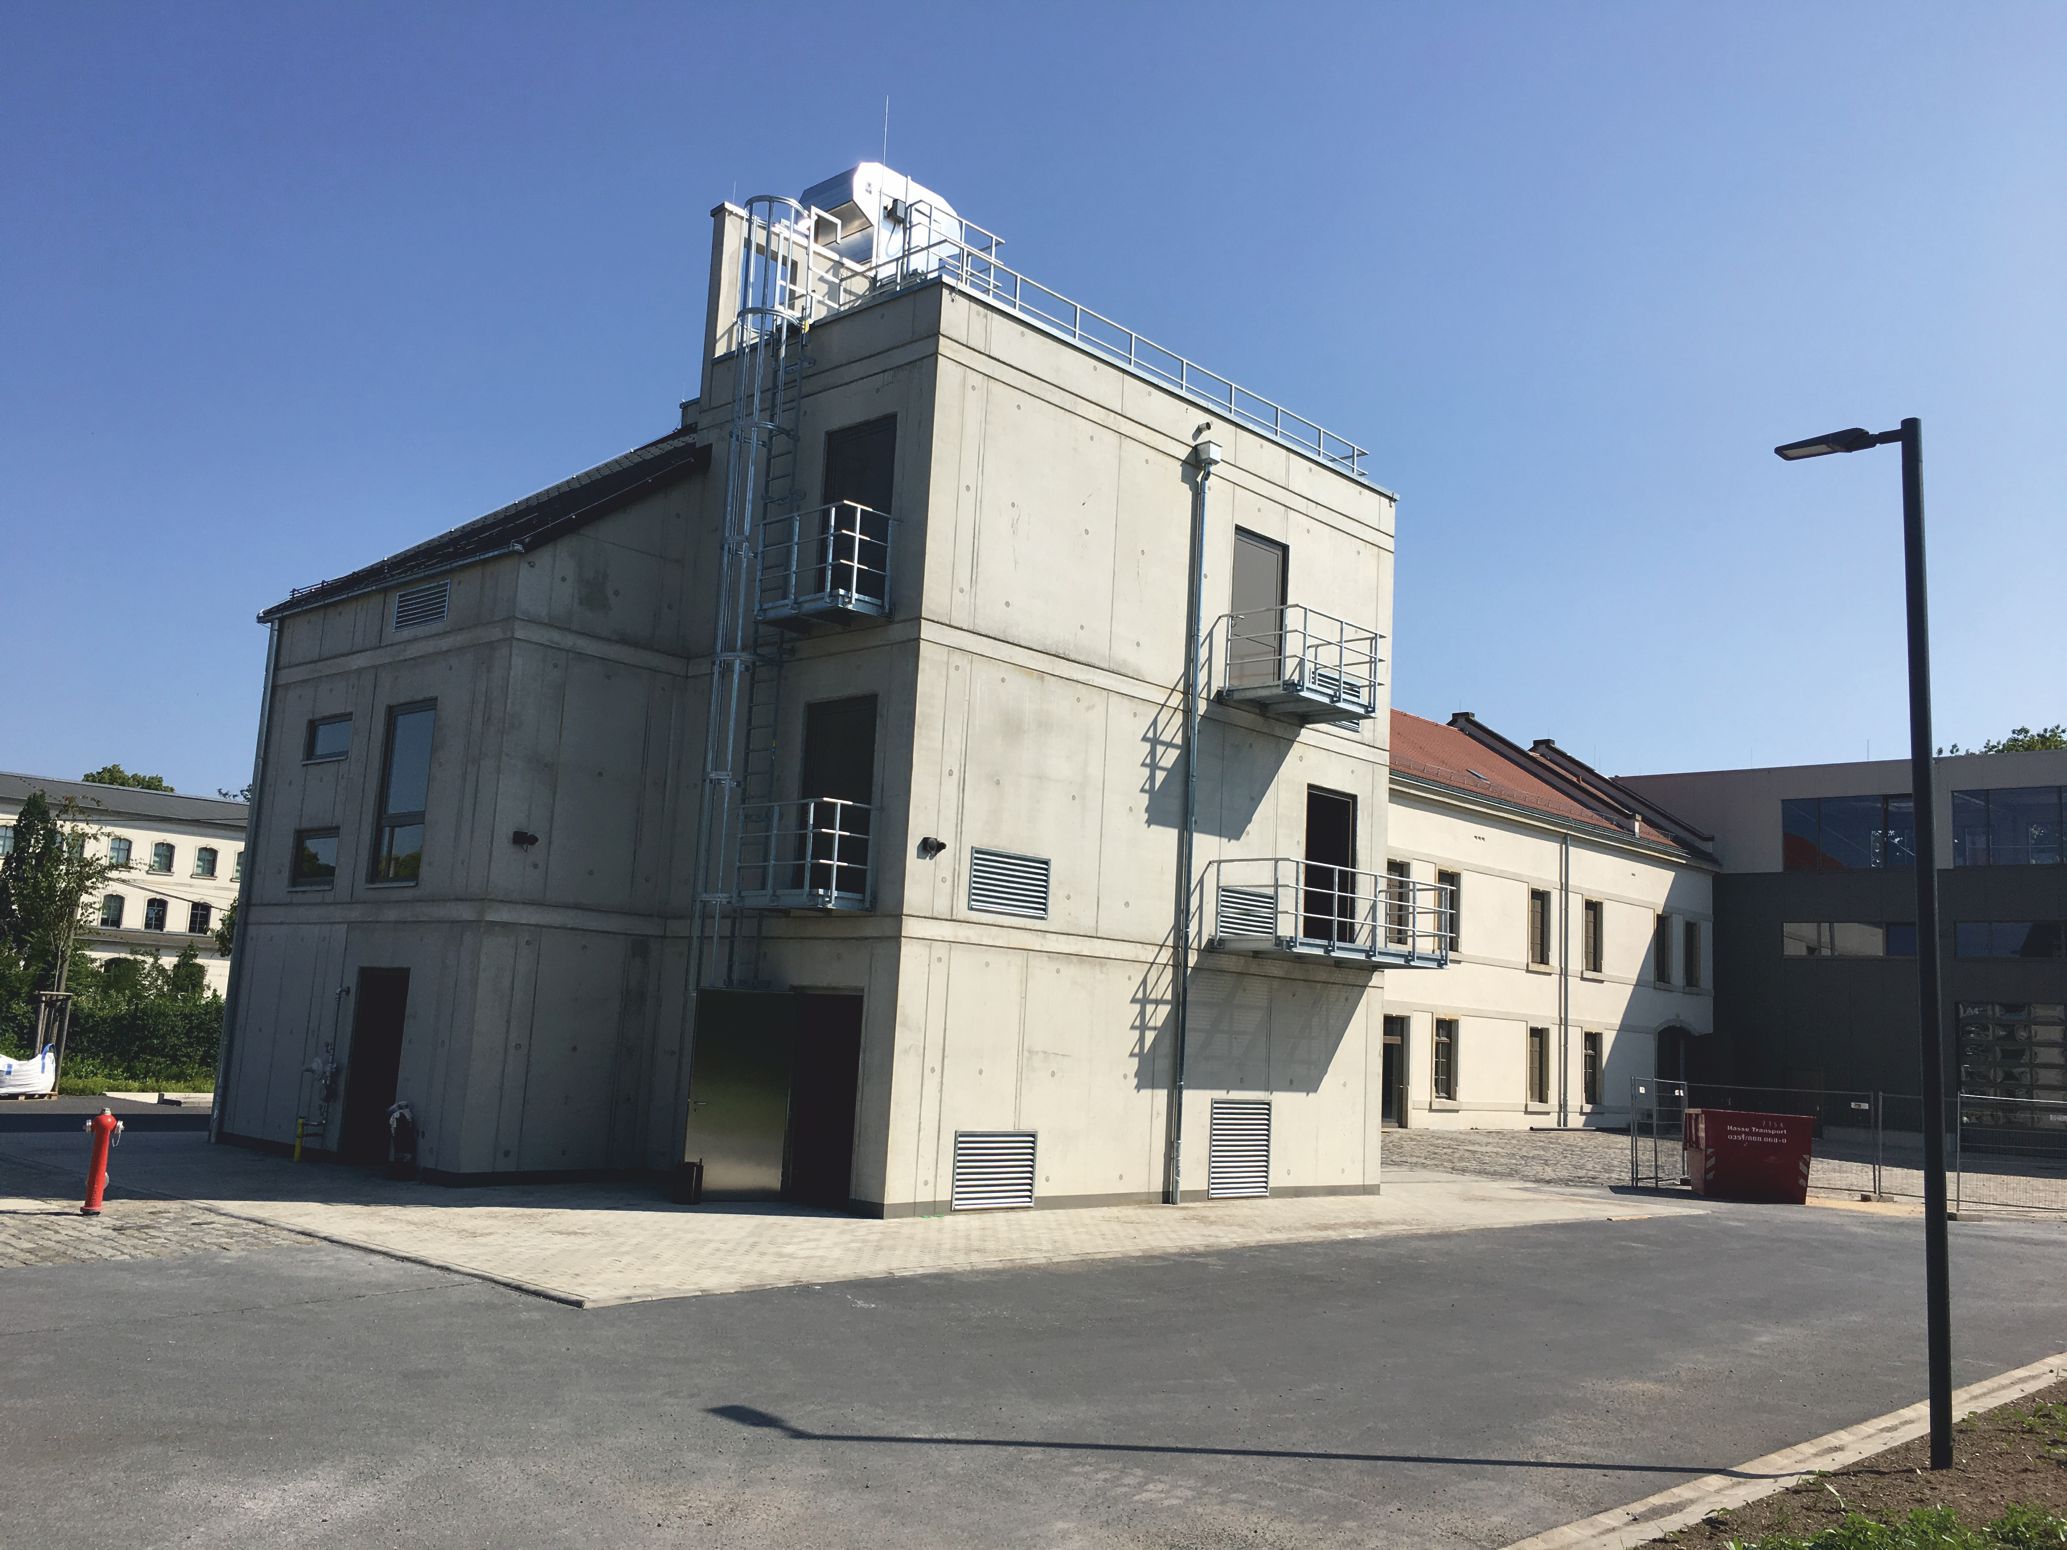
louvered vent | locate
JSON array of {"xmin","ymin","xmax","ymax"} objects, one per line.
[
  {"xmin": 967, "ymin": 847, "xmax": 1050, "ymax": 919},
  {"xmin": 951, "ymin": 1130, "xmax": 1037, "ymax": 1211},
  {"xmin": 392, "ymin": 579, "xmax": 451, "ymax": 630},
  {"xmin": 1216, "ymin": 884, "xmax": 1278, "ymax": 938},
  {"xmin": 1208, "ymin": 1100, "xmax": 1271, "ymax": 1198}
]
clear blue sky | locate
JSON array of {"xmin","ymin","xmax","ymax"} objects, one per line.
[{"xmin": 3, "ymin": 2, "xmax": 2060, "ymax": 795}]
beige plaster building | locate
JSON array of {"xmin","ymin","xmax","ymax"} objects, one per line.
[
  {"xmin": 216, "ymin": 165, "xmax": 1468, "ymax": 1205},
  {"xmin": 0, "ymin": 772, "xmax": 247, "ymax": 993}
]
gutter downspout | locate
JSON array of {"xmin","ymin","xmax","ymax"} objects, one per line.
[
  {"xmin": 1557, "ymin": 831, "xmax": 1571, "ymax": 1128},
  {"xmin": 1166, "ymin": 436, "xmax": 1220, "ymax": 1205},
  {"xmin": 211, "ymin": 618, "xmax": 278, "ymax": 1144}
]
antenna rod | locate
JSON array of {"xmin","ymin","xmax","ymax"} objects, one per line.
[{"xmin": 882, "ymin": 96, "xmax": 890, "ymax": 163}]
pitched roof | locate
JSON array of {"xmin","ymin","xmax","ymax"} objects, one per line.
[
  {"xmin": 1388, "ymin": 710, "xmax": 1712, "ymax": 861},
  {"xmin": 259, "ymin": 426, "xmax": 710, "ymax": 622},
  {"xmin": 0, "ymin": 772, "xmax": 251, "ymax": 830}
]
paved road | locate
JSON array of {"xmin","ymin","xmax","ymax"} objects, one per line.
[{"xmin": 1, "ymin": 1197, "xmax": 2060, "ymax": 1548}]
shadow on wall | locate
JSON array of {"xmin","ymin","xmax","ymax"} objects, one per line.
[
  {"xmin": 1139, "ymin": 637, "xmax": 1291, "ymax": 840},
  {"xmin": 1130, "ymin": 929, "xmax": 1359, "ymax": 1097}
]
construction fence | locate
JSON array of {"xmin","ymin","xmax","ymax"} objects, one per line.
[{"xmin": 1628, "ymin": 1080, "xmax": 2067, "ymax": 1215}]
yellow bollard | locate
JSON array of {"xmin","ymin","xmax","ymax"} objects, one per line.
[{"xmin": 293, "ymin": 1117, "xmax": 305, "ymax": 1164}]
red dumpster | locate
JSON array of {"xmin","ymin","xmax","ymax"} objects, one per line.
[{"xmin": 1682, "ymin": 1108, "xmax": 1814, "ymax": 1204}]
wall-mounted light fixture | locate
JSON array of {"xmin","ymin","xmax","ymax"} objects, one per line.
[
  {"xmin": 916, "ymin": 836, "xmax": 947, "ymax": 859},
  {"xmin": 511, "ymin": 830, "xmax": 540, "ymax": 848}
]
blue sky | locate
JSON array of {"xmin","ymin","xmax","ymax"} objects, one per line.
[{"xmin": 3, "ymin": 2, "xmax": 2060, "ymax": 795}]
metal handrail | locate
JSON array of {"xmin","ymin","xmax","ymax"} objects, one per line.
[
  {"xmin": 735, "ymin": 797, "xmax": 873, "ymax": 907},
  {"xmin": 1217, "ymin": 604, "xmax": 1383, "ymax": 712},
  {"xmin": 1202, "ymin": 857, "xmax": 1451, "ymax": 962},
  {"xmin": 757, "ymin": 501, "xmax": 897, "ymax": 616},
  {"xmin": 741, "ymin": 199, "xmax": 1372, "ymax": 480}
]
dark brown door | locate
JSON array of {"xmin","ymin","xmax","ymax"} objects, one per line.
[
  {"xmin": 797, "ymin": 696, "xmax": 877, "ymax": 895},
  {"xmin": 786, "ymin": 994, "xmax": 864, "ymax": 1208},
  {"xmin": 1303, "ymin": 787, "xmax": 1357, "ymax": 944},
  {"xmin": 1228, "ymin": 529, "xmax": 1288, "ymax": 687},
  {"xmin": 819, "ymin": 417, "xmax": 896, "ymax": 601},
  {"xmin": 340, "ymin": 968, "xmax": 409, "ymax": 1163}
]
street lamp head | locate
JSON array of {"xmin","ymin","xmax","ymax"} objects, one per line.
[{"xmin": 1774, "ymin": 427, "xmax": 1881, "ymax": 460}]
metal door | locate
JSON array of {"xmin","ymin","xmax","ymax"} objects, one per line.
[
  {"xmin": 1227, "ymin": 529, "xmax": 1287, "ymax": 688},
  {"xmin": 797, "ymin": 696, "xmax": 877, "ymax": 895},
  {"xmin": 684, "ymin": 991, "xmax": 798, "ymax": 1199},
  {"xmin": 339, "ymin": 968, "xmax": 409, "ymax": 1163},
  {"xmin": 1302, "ymin": 787, "xmax": 1358, "ymax": 944}
]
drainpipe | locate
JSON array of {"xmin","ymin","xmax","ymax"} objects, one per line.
[
  {"xmin": 1166, "ymin": 435, "xmax": 1220, "ymax": 1205},
  {"xmin": 1557, "ymin": 831, "xmax": 1571, "ymax": 1128},
  {"xmin": 211, "ymin": 618, "xmax": 279, "ymax": 1144}
]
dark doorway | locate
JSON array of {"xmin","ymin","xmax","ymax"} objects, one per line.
[
  {"xmin": 798, "ymin": 696, "xmax": 877, "ymax": 895},
  {"xmin": 787, "ymin": 994, "xmax": 864, "ymax": 1207},
  {"xmin": 339, "ymin": 968, "xmax": 409, "ymax": 1164},
  {"xmin": 1302, "ymin": 786, "xmax": 1358, "ymax": 944},
  {"xmin": 1657, "ymin": 1025, "xmax": 1688, "ymax": 1084},
  {"xmin": 819, "ymin": 417, "xmax": 896, "ymax": 599},
  {"xmin": 684, "ymin": 990, "xmax": 864, "ymax": 1209},
  {"xmin": 1228, "ymin": 528, "xmax": 1288, "ymax": 688},
  {"xmin": 1381, "ymin": 1015, "xmax": 1408, "ymax": 1128}
]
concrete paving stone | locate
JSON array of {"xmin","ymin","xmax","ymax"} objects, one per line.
[{"xmin": 0, "ymin": 1152, "xmax": 308, "ymax": 1269}]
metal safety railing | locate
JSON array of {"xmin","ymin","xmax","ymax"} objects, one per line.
[
  {"xmin": 1216, "ymin": 604, "xmax": 1383, "ymax": 718},
  {"xmin": 735, "ymin": 797, "xmax": 873, "ymax": 911},
  {"xmin": 1202, "ymin": 858, "xmax": 1451, "ymax": 966},
  {"xmin": 743, "ymin": 198, "xmax": 1373, "ymax": 480},
  {"xmin": 756, "ymin": 501, "xmax": 897, "ymax": 623}
]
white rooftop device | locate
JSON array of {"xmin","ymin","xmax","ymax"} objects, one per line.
[{"xmin": 798, "ymin": 162, "xmax": 966, "ymax": 269}]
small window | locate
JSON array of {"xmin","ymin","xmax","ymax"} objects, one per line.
[
  {"xmin": 143, "ymin": 897, "xmax": 168, "ymax": 931},
  {"xmin": 100, "ymin": 895, "xmax": 125, "ymax": 929},
  {"xmin": 1527, "ymin": 1026, "xmax": 1550, "ymax": 1105},
  {"xmin": 188, "ymin": 902, "xmax": 212, "ymax": 934},
  {"xmin": 391, "ymin": 579, "xmax": 451, "ymax": 630},
  {"xmin": 1683, "ymin": 920, "xmax": 1702, "ymax": 989},
  {"xmin": 370, "ymin": 703, "xmax": 435, "ymax": 883},
  {"xmin": 194, "ymin": 846, "xmax": 218, "ymax": 878},
  {"xmin": 1433, "ymin": 1018, "xmax": 1459, "ymax": 1100},
  {"xmin": 1385, "ymin": 860, "xmax": 1412, "ymax": 946},
  {"xmin": 108, "ymin": 836, "xmax": 132, "ymax": 866},
  {"xmin": 1436, "ymin": 870, "xmax": 1461, "ymax": 951},
  {"xmin": 149, "ymin": 842, "xmax": 174, "ymax": 874},
  {"xmin": 305, "ymin": 715, "xmax": 351, "ymax": 762},
  {"xmin": 0, "ymin": 825, "xmax": 12, "ymax": 857},
  {"xmin": 1582, "ymin": 898, "xmax": 1604, "ymax": 973},
  {"xmin": 1582, "ymin": 1031, "xmax": 1603, "ymax": 1107},
  {"xmin": 1527, "ymin": 889, "xmax": 1552, "ymax": 967},
  {"xmin": 1653, "ymin": 912, "xmax": 1674, "ymax": 984},
  {"xmin": 233, "ymin": 851, "xmax": 244, "ymax": 881},
  {"xmin": 291, "ymin": 828, "xmax": 340, "ymax": 888}
]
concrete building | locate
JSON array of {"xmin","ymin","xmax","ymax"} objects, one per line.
[
  {"xmin": 1383, "ymin": 712, "xmax": 1715, "ymax": 1128},
  {"xmin": 0, "ymin": 773, "xmax": 248, "ymax": 993},
  {"xmin": 215, "ymin": 166, "xmax": 1455, "ymax": 1204},
  {"xmin": 1625, "ymin": 749, "xmax": 2067, "ymax": 1106}
]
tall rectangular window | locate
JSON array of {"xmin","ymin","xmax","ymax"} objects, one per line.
[
  {"xmin": 188, "ymin": 902, "xmax": 212, "ymax": 934},
  {"xmin": 1582, "ymin": 898, "xmax": 1604, "ymax": 973},
  {"xmin": 100, "ymin": 895, "xmax": 125, "ymax": 929},
  {"xmin": 0, "ymin": 826, "xmax": 12, "ymax": 857},
  {"xmin": 370, "ymin": 703, "xmax": 436, "ymax": 884},
  {"xmin": 1384, "ymin": 860, "xmax": 1411, "ymax": 947},
  {"xmin": 1527, "ymin": 1026, "xmax": 1550, "ymax": 1104},
  {"xmin": 149, "ymin": 842, "xmax": 173, "ymax": 874},
  {"xmin": 1684, "ymin": 920, "xmax": 1702, "ymax": 989},
  {"xmin": 233, "ymin": 851, "xmax": 243, "ymax": 881},
  {"xmin": 108, "ymin": 836, "xmax": 132, "ymax": 866},
  {"xmin": 1653, "ymin": 912, "xmax": 1674, "ymax": 984},
  {"xmin": 194, "ymin": 846, "xmax": 218, "ymax": 878},
  {"xmin": 1527, "ymin": 889, "xmax": 1551, "ymax": 967},
  {"xmin": 1436, "ymin": 869, "xmax": 1461, "ymax": 952},
  {"xmin": 304, "ymin": 714, "xmax": 351, "ymax": 762},
  {"xmin": 1433, "ymin": 1018, "xmax": 1458, "ymax": 1100},
  {"xmin": 291, "ymin": 828, "xmax": 339, "ymax": 889},
  {"xmin": 143, "ymin": 898, "xmax": 168, "ymax": 931},
  {"xmin": 1582, "ymin": 1031, "xmax": 1603, "ymax": 1106}
]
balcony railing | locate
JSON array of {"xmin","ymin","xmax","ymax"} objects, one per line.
[
  {"xmin": 1202, "ymin": 858, "xmax": 1450, "ymax": 967},
  {"xmin": 735, "ymin": 797, "xmax": 873, "ymax": 912},
  {"xmin": 758, "ymin": 501, "xmax": 897, "ymax": 628},
  {"xmin": 1215, "ymin": 605, "xmax": 1382, "ymax": 724}
]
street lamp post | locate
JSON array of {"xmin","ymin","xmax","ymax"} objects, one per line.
[{"xmin": 1774, "ymin": 417, "xmax": 1953, "ymax": 1470}]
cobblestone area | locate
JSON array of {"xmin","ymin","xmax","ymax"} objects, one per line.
[
  {"xmin": 1383, "ymin": 1126, "xmax": 1639, "ymax": 1187},
  {"xmin": 0, "ymin": 1154, "xmax": 308, "ymax": 1269}
]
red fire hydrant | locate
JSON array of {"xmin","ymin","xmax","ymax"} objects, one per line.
[{"xmin": 81, "ymin": 1108, "xmax": 123, "ymax": 1217}]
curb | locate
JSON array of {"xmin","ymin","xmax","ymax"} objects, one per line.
[{"xmin": 1497, "ymin": 1349, "xmax": 2067, "ymax": 1550}]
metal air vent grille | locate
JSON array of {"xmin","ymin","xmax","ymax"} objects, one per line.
[
  {"xmin": 968, "ymin": 847, "xmax": 1051, "ymax": 919},
  {"xmin": 1208, "ymin": 1100, "xmax": 1271, "ymax": 1198},
  {"xmin": 392, "ymin": 579, "xmax": 451, "ymax": 630},
  {"xmin": 951, "ymin": 1130, "xmax": 1037, "ymax": 1211}
]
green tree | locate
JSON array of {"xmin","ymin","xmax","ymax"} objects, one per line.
[
  {"xmin": 80, "ymin": 764, "xmax": 175, "ymax": 792},
  {"xmin": 1941, "ymin": 724, "xmax": 2066, "ymax": 756},
  {"xmin": 213, "ymin": 899, "xmax": 237, "ymax": 956},
  {"xmin": 0, "ymin": 792, "xmax": 127, "ymax": 996}
]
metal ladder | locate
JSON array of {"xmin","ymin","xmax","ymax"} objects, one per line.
[{"xmin": 689, "ymin": 197, "xmax": 817, "ymax": 991}]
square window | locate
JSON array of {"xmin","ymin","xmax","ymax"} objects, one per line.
[
  {"xmin": 305, "ymin": 715, "xmax": 351, "ymax": 762},
  {"xmin": 291, "ymin": 829, "xmax": 339, "ymax": 888},
  {"xmin": 108, "ymin": 837, "xmax": 132, "ymax": 867},
  {"xmin": 188, "ymin": 902, "xmax": 212, "ymax": 934},
  {"xmin": 194, "ymin": 846, "xmax": 218, "ymax": 878},
  {"xmin": 149, "ymin": 842, "xmax": 173, "ymax": 873},
  {"xmin": 143, "ymin": 898, "xmax": 168, "ymax": 931},
  {"xmin": 99, "ymin": 895, "xmax": 125, "ymax": 929}
]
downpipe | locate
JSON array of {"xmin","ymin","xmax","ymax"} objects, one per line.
[
  {"xmin": 1557, "ymin": 831, "xmax": 1570, "ymax": 1127},
  {"xmin": 1166, "ymin": 435, "xmax": 1220, "ymax": 1205}
]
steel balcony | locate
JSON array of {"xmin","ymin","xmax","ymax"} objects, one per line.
[
  {"xmin": 1202, "ymin": 858, "xmax": 1450, "ymax": 968},
  {"xmin": 735, "ymin": 797, "xmax": 874, "ymax": 912},
  {"xmin": 757, "ymin": 502, "xmax": 897, "ymax": 629},
  {"xmin": 1214, "ymin": 605, "xmax": 1382, "ymax": 724}
]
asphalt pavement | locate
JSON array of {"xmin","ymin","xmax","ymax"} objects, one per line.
[{"xmin": 1, "ymin": 1197, "xmax": 2060, "ymax": 1548}]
